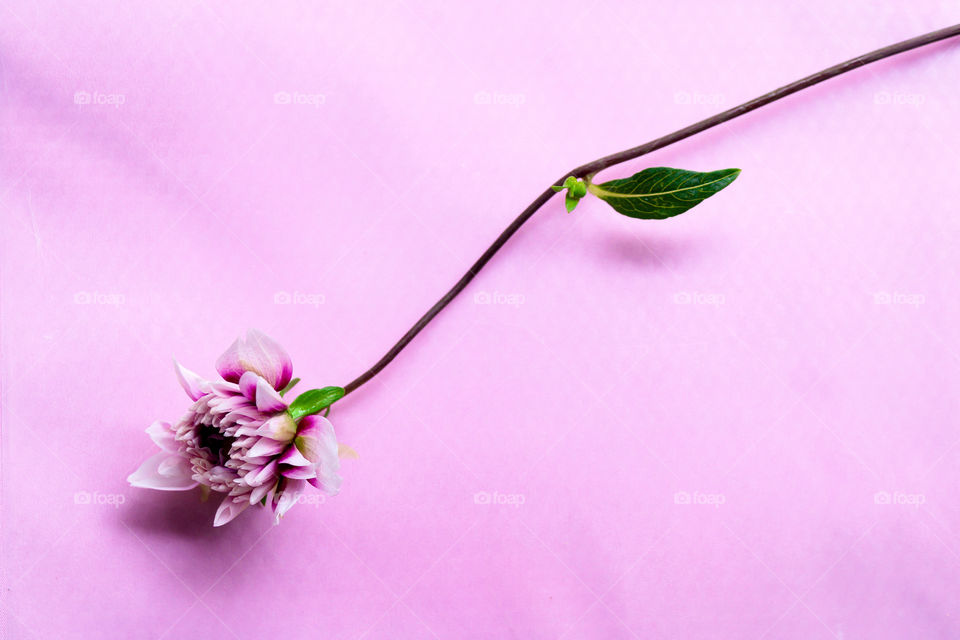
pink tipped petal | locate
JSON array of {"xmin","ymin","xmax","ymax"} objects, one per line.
[
  {"xmin": 249, "ymin": 481, "xmax": 274, "ymax": 505},
  {"xmin": 294, "ymin": 414, "xmax": 322, "ymax": 439},
  {"xmin": 214, "ymin": 496, "xmax": 250, "ymax": 527},
  {"xmin": 215, "ymin": 338, "xmax": 245, "ymax": 383},
  {"xmin": 145, "ymin": 421, "xmax": 178, "ymax": 453},
  {"xmin": 128, "ymin": 453, "xmax": 198, "ymax": 491},
  {"xmin": 238, "ymin": 371, "xmax": 260, "ymax": 401},
  {"xmin": 255, "ymin": 377, "xmax": 287, "ymax": 413},
  {"xmin": 281, "ymin": 465, "xmax": 317, "ymax": 480},
  {"xmin": 273, "ymin": 479, "xmax": 306, "ymax": 523},
  {"xmin": 295, "ymin": 415, "xmax": 340, "ymax": 470},
  {"xmin": 247, "ymin": 437, "xmax": 287, "ymax": 458},
  {"xmin": 255, "ymin": 414, "xmax": 297, "ymax": 441},
  {"xmin": 247, "ymin": 459, "xmax": 279, "ymax": 487},
  {"xmin": 174, "ymin": 360, "xmax": 211, "ymax": 400},
  {"xmin": 278, "ymin": 446, "xmax": 312, "ymax": 467},
  {"xmin": 216, "ymin": 330, "xmax": 292, "ymax": 390},
  {"xmin": 265, "ymin": 482, "xmax": 278, "ymax": 507},
  {"xmin": 244, "ymin": 329, "xmax": 293, "ymax": 390},
  {"xmin": 210, "ymin": 381, "xmax": 241, "ymax": 396},
  {"xmin": 293, "ymin": 416, "xmax": 341, "ymax": 495}
]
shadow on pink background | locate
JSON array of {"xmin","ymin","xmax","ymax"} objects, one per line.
[{"xmin": 2, "ymin": 2, "xmax": 960, "ymax": 638}]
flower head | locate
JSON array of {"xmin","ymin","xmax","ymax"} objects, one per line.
[{"xmin": 128, "ymin": 330, "xmax": 343, "ymax": 526}]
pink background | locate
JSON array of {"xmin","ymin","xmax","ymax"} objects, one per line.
[{"xmin": 3, "ymin": 2, "xmax": 960, "ymax": 638}]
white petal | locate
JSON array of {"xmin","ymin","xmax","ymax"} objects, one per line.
[
  {"xmin": 174, "ymin": 360, "xmax": 211, "ymax": 401},
  {"xmin": 249, "ymin": 481, "xmax": 274, "ymax": 505},
  {"xmin": 128, "ymin": 452, "xmax": 198, "ymax": 491},
  {"xmin": 255, "ymin": 377, "xmax": 287, "ymax": 413},
  {"xmin": 273, "ymin": 479, "xmax": 306, "ymax": 524},
  {"xmin": 145, "ymin": 421, "xmax": 179, "ymax": 453},
  {"xmin": 213, "ymin": 496, "xmax": 250, "ymax": 527},
  {"xmin": 247, "ymin": 437, "xmax": 287, "ymax": 458}
]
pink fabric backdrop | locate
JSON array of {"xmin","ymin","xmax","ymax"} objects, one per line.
[{"xmin": 3, "ymin": 2, "xmax": 960, "ymax": 638}]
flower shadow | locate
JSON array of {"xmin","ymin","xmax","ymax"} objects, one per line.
[
  {"xmin": 121, "ymin": 489, "xmax": 235, "ymax": 540},
  {"xmin": 116, "ymin": 490, "xmax": 280, "ymax": 593}
]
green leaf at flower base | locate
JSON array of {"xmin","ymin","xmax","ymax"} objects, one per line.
[
  {"xmin": 287, "ymin": 386, "xmax": 345, "ymax": 421},
  {"xmin": 587, "ymin": 167, "xmax": 740, "ymax": 219}
]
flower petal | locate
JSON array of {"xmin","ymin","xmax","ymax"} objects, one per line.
[
  {"xmin": 246, "ymin": 459, "xmax": 279, "ymax": 487},
  {"xmin": 216, "ymin": 329, "xmax": 293, "ymax": 390},
  {"xmin": 255, "ymin": 414, "xmax": 297, "ymax": 441},
  {"xmin": 145, "ymin": 421, "xmax": 179, "ymax": 453},
  {"xmin": 295, "ymin": 415, "xmax": 340, "ymax": 469},
  {"xmin": 249, "ymin": 481, "xmax": 275, "ymax": 505},
  {"xmin": 273, "ymin": 479, "xmax": 306, "ymax": 523},
  {"xmin": 295, "ymin": 415, "xmax": 342, "ymax": 495},
  {"xmin": 278, "ymin": 446, "xmax": 312, "ymax": 467},
  {"xmin": 314, "ymin": 466, "xmax": 343, "ymax": 496},
  {"xmin": 247, "ymin": 437, "xmax": 287, "ymax": 458},
  {"xmin": 238, "ymin": 371, "xmax": 259, "ymax": 401},
  {"xmin": 174, "ymin": 360, "xmax": 211, "ymax": 401},
  {"xmin": 255, "ymin": 376, "xmax": 287, "ymax": 413},
  {"xmin": 215, "ymin": 338, "xmax": 244, "ymax": 383},
  {"xmin": 214, "ymin": 496, "xmax": 250, "ymax": 527},
  {"xmin": 281, "ymin": 465, "xmax": 317, "ymax": 480},
  {"xmin": 128, "ymin": 452, "xmax": 198, "ymax": 491}
]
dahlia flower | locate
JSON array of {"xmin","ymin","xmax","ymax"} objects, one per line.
[{"xmin": 128, "ymin": 330, "xmax": 344, "ymax": 526}]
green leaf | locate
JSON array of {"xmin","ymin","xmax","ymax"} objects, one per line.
[
  {"xmin": 287, "ymin": 386, "xmax": 345, "ymax": 421},
  {"xmin": 588, "ymin": 167, "xmax": 740, "ymax": 219},
  {"xmin": 553, "ymin": 176, "xmax": 588, "ymax": 213}
]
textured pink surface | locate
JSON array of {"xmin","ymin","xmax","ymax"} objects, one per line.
[{"xmin": 3, "ymin": 2, "xmax": 960, "ymax": 638}]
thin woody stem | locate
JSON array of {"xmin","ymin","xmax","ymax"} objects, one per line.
[{"xmin": 342, "ymin": 23, "xmax": 960, "ymax": 397}]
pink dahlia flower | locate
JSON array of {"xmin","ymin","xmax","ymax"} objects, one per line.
[{"xmin": 128, "ymin": 330, "xmax": 342, "ymax": 526}]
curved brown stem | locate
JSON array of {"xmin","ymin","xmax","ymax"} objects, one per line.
[{"xmin": 342, "ymin": 23, "xmax": 960, "ymax": 396}]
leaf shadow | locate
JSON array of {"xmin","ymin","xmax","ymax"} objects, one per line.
[{"xmin": 591, "ymin": 229, "xmax": 710, "ymax": 271}]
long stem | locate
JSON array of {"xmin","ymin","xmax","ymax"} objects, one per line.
[{"xmin": 342, "ymin": 23, "xmax": 960, "ymax": 396}]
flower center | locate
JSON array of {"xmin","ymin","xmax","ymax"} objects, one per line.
[{"xmin": 196, "ymin": 423, "xmax": 235, "ymax": 465}]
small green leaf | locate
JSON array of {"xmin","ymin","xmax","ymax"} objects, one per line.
[
  {"xmin": 554, "ymin": 176, "xmax": 588, "ymax": 213},
  {"xmin": 570, "ymin": 179, "xmax": 587, "ymax": 199},
  {"xmin": 588, "ymin": 167, "xmax": 740, "ymax": 219},
  {"xmin": 287, "ymin": 386, "xmax": 345, "ymax": 421}
]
